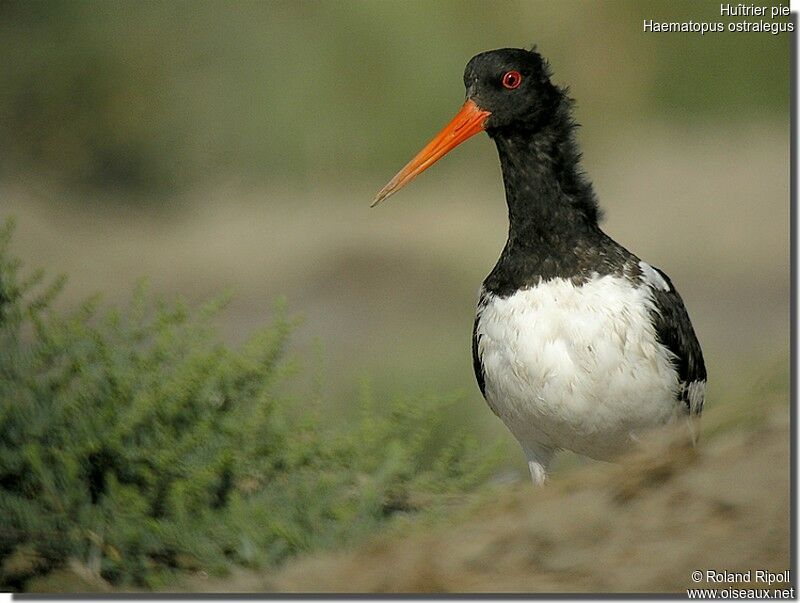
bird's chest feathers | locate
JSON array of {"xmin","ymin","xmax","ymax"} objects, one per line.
[{"xmin": 475, "ymin": 275, "xmax": 680, "ymax": 453}]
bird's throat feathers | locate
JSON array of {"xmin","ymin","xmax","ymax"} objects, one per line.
[{"xmin": 489, "ymin": 94, "xmax": 602, "ymax": 246}]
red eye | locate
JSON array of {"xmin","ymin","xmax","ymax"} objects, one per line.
[{"xmin": 502, "ymin": 70, "xmax": 522, "ymax": 89}]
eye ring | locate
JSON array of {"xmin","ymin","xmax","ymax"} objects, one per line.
[{"xmin": 502, "ymin": 70, "xmax": 522, "ymax": 90}]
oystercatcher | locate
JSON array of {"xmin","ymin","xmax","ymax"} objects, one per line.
[{"xmin": 373, "ymin": 48, "xmax": 706, "ymax": 485}]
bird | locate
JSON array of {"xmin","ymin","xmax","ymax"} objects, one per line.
[{"xmin": 372, "ymin": 47, "xmax": 706, "ymax": 485}]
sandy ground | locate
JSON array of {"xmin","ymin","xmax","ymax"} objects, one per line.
[
  {"xmin": 197, "ymin": 402, "xmax": 790, "ymax": 594},
  {"xmin": 27, "ymin": 381, "xmax": 790, "ymax": 594}
]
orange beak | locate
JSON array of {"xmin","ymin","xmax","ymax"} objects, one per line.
[{"xmin": 372, "ymin": 99, "xmax": 491, "ymax": 207}]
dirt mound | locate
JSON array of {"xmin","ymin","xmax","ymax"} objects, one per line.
[{"xmin": 258, "ymin": 411, "xmax": 789, "ymax": 594}]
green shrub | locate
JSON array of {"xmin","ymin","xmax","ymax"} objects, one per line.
[{"xmin": 0, "ymin": 220, "xmax": 500, "ymax": 590}]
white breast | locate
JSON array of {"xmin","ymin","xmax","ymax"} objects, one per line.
[{"xmin": 475, "ymin": 274, "xmax": 681, "ymax": 461}]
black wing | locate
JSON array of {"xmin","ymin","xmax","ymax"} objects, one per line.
[
  {"xmin": 471, "ymin": 312, "xmax": 487, "ymax": 399},
  {"xmin": 648, "ymin": 266, "xmax": 707, "ymax": 415}
]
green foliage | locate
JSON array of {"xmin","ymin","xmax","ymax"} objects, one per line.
[{"xmin": 0, "ymin": 220, "xmax": 500, "ymax": 590}]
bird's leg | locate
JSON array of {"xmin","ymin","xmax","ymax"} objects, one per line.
[{"xmin": 522, "ymin": 443, "xmax": 554, "ymax": 486}]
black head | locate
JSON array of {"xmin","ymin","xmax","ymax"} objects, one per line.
[
  {"xmin": 464, "ymin": 48, "xmax": 561, "ymax": 135},
  {"xmin": 372, "ymin": 46, "xmax": 565, "ymax": 206}
]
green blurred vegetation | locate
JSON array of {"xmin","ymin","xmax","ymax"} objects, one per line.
[
  {"xmin": 0, "ymin": 0, "xmax": 789, "ymax": 198},
  {"xmin": 640, "ymin": 0, "xmax": 790, "ymax": 117},
  {"xmin": 0, "ymin": 221, "xmax": 501, "ymax": 591}
]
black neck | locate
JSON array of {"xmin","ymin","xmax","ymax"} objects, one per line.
[
  {"xmin": 490, "ymin": 98, "xmax": 600, "ymax": 248},
  {"xmin": 483, "ymin": 99, "xmax": 627, "ymax": 296}
]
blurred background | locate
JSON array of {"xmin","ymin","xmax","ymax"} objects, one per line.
[{"xmin": 0, "ymin": 0, "xmax": 790, "ymax": 592}]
